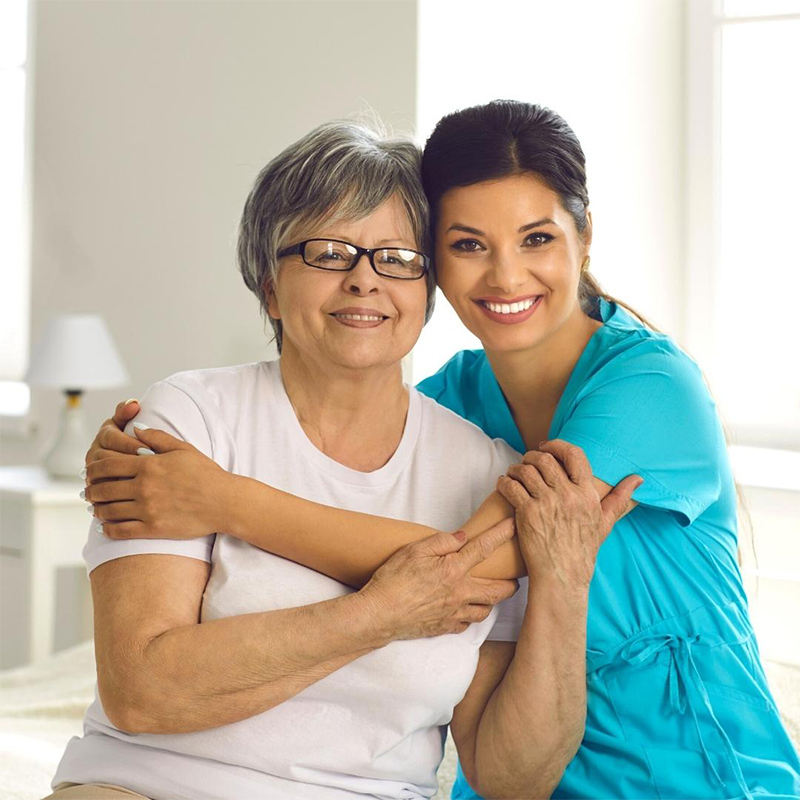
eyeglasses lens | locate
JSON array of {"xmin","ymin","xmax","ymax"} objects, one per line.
[
  {"xmin": 303, "ymin": 240, "xmax": 358, "ymax": 269},
  {"xmin": 374, "ymin": 248, "xmax": 426, "ymax": 279},
  {"xmin": 303, "ymin": 240, "xmax": 425, "ymax": 279}
]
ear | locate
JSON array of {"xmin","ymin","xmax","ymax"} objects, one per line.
[
  {"xmin": 583, "ymin": 208, "xmax": 594, "ymax": 252},
  {"xmin": 264, "ymin": 280, "xmax": 281, "ymax": 320}
]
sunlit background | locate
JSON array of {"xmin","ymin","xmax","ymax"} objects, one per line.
[{"xmin": 0, "ymin": 0, "xmax": 798, "ymax": 776}]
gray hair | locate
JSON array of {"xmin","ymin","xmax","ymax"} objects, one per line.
[{"xmin": 237, "ymin": 120, "xmax": 435, "ymax": 351}]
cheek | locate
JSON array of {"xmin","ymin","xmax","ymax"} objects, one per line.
[
  {"xmin": 396, "ymin": 284, "xmax": 429, "ymax": 329},
  {"xmin": 434, "ymin": 257, "xmax": 473, "ymax": 303}
]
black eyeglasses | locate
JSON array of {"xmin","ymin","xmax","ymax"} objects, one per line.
[{"xmin": 277, "ymin": 239, "xmax": 430, "ymax": 281}]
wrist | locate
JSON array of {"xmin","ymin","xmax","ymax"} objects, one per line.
[
  {"xmin": 526, "ymin": 575, "xmax": 589, "ymax": 609},
  {"xmin": 351, "ymin": 585, "xmax": 397, "ymax": 649},
  {"xmin": 214, "ymin": 471, "xmax": 248, "ymax": 538}
]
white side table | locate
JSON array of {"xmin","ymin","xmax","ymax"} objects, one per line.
[{"xmin": 0, "ymin": 466, "xmax": 92, "ymax": 669}]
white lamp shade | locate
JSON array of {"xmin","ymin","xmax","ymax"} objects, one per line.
[{"xmin": 25, "ymin": 314, "xmax": 129, "ymax": 390}]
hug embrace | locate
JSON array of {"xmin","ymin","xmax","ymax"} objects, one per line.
[{"xmin": 46, "ymin": 101, "xmax": 799, "ymax": 800}]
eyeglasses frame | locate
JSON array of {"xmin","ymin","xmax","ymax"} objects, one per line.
[{"xmin": 277, "ymin": 238, "xmax": 430, "ymax": 281}]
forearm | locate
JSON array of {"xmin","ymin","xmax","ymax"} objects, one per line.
[
  {"xmin": 121, "ymin": 591, "xmax": 387, "ymax": 734},
  {"xmin": 224, "ymin": 474, "xmax": 526, "ymax": 586},
  {"xmin": 472, "ymin": 583, "xmax": 589, "ymax": 799}
]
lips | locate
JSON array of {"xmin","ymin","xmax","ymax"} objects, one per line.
[
  {"xmin": 329, "ymin": 307, "xmax": 390, "ymax": 322},
  {"xmin": 328, "ymin": 306, "xmax": 390, "ymax": 329},
  {"xmin": 480, "ymin": 296, "xmax": 539, "ymax": 315},
  {"xmin": 474, "ymin": 295, "xmax": 543, "ymax": 324}
]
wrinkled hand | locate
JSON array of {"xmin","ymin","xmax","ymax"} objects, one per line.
[
  {"xmin": 83, "ymin": 402, "xmax": 230, "ymax": 540},
  {"xmin": 361, "ymin": 520, "xmax": 520, "ymax": 641},
  {"xmin": 497, "ymin": 440, "xmax": 642, "ymax": 590}
]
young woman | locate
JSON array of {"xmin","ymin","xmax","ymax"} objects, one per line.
[{"xmin": 87, "ymin": 102, "xmax": 800, "ymax": 799}]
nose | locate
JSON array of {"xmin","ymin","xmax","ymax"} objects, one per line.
[
  {"xmin": 485, "ymin": 251, "xmax": 529, "ymax": 295},
  {"xmin": 344, "ymin": 253, "xmax": 381, "ymax": 296}
]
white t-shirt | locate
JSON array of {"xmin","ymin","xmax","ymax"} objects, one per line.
[{"xmin": 53, "ymin": 360, "xmax": 526, "ymax": 800}]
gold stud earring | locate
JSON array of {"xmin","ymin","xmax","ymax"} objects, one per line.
[{"xmin": 581, "ymin": 256, "xmax": 591, "ymax": 274}]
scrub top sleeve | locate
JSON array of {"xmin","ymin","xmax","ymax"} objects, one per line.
[
  {"xmin": 83, "ymin": 378, "xmax": 216, "ymax": 576},
  {"xmin": 555, "ymin": 341, "xmax": 724, "ymax": 527}
]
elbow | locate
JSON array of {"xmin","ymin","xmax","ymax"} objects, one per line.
[
  {"xmin": 102, "ymin": 691, "xmax": 153, "ymax": 734},
  {"xmin": 470, "ymin": 771, "xmax": 557, "ymax": 800},
  {"xmin": 98, "ymin": 671, "xmax": 159, "ymax": 734},
  {"xmin": 110, "ymin": 705, "xmax": 152, "ymax": 735},
  {"xmin": 467, "ymin": 749, "xmax": 571, "ymax": 800}
]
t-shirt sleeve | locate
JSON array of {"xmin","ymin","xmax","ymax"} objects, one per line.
[
  {"xmin": 555, "ymin": 339, "xmax": 725, "ymax": 526},
  {"xmin": 485, "ymin": 576, "xmax": 529, "ymax": 642},
  {"xmin": 82, "ymin": 378, "xmax": 216, "ymax": 576}
]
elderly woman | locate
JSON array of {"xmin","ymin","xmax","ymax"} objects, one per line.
[{"xmin": 46, "ymin": 122, "xmax": 637, "ymax": 800}]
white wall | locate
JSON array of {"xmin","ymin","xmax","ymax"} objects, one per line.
[
  {"xmin": 1, "ymin": 0, "xmax": 418, "ymax": 465},
  {"xmin": 412, "ymin": 0, "xmax": 685, "ymax": 382}
]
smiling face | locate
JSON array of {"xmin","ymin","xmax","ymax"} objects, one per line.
[
  {"xmin": 435, "ymin": 172, "xmax": 593, "ymax": 355},
  {"xmin": 267, "ymin": 195, "xmax": 428, "ymax": 373}
]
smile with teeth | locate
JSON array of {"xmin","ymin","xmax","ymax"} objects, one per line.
[
  {"xmin": 482, "ymin": 298, "xmax": 539, "ymax": 315},
  {"xmin": 331, "ymin": 313, "xmax": 387, "ymax": 321}
]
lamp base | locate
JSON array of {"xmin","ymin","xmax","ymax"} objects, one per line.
[{"xmin": 44, "ymin": 391, "xmax": 89, "ymax": 479}]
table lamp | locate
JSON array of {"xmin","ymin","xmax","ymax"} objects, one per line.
[{"xmin": 24, "ymin": 314, "xmax": 129, "ymax": 478}]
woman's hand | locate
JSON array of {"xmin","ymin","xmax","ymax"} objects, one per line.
[
  {"xmin": 497, "ymin": 440, "xmax": 642, "ymax": 591},
  {"xmin": 84, "ymin": 425, "xmax": 232, "ymax": 541},
  {"xmin": 360, "ymin": 520, "xmax": 520, "ymax": 641},
  {"xmin": 85, "ymin": 398, "xmax": 144, "ymax": 466}
]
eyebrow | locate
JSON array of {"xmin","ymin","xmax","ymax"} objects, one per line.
[
  {"xmin": 446, "ymin": 218, "xmax": 556, "ymax": 236},
  {"xmin": 321, "ymin": 235, "xmax": 415, "ymax": 248}
]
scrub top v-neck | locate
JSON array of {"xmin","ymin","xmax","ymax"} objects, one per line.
[{"xmin": 417, "ymin": 298, "xmax": 800, "ymax": 800}]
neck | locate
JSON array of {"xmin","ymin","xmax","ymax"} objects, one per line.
[
  {"xmin": 279, "ymin": 341, "xmax": 409, "ymax": 471},
  {"xmin": 485, "ymin": 305, "xmax": 601, "ymax": 450}
]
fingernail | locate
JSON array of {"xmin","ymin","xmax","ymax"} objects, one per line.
[
  {"xmin": 86, "ymin": 504, "xmax": 95, "ymax": 515},
  {"xmin": 79, "ymin": 489, "xmax": 86, "ymax": 500},
  {"xmin": 125, "ymin": 398, "xmax": 139, "ymax": 405},
  {"xmin": 635, "ymin": 477, "xmax": 645, "ymax": 488},
  {"xmin": 539, "ymin": 440, "xmax": 548, "ymax": 448},
  {"xmin": 133, "ymin": 422, "xmax": 150, "ymax": 431},
  {"xmin": 452, "ymin": 530, "xmax": 466, "ymax": 541},
  {"xmin": 94, "ymin": 521, "xmax": 104, "ymax": 535},
  {"xmin": 79, "ymin": 467, "xmax": 87, "ymax": 479},
  {"xmin": 137, "ymin": 447, "xmax": 156, "ymax": 456}
]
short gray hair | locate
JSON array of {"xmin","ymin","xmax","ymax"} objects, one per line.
[{"xmin": 237, "ymin": 120, "xmax": 435, "ymax": 351}]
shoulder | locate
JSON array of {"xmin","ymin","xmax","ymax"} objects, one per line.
[
  {"xmin": 158, "ymin": 360, "xmax": 273, "ymax": 404},
  {"xmin": 130, "ymin": 361, "xmax": 275, "ymax": 458},
  {"xmin": 416, "ymin": 349, "xmax": 486, "ymax": 404},
  {"xmin": 582, "ymin": 309, "xmax": 711, "ymax": 408},
  {"xmin": 149, "ymin": 360, "xmax": 276, "ymax": 425}
]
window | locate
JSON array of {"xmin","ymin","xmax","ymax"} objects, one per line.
[
  {"xmin": 686, "ymin": 0, "xmax": 800, "ymax": 449},
  {"xmin": 0, "ymin": 0, "xmax": 31, "ymax": 421}
]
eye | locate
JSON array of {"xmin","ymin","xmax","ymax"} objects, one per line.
[
  {"xmin": 450, "ymin": 238, "xmax": 485, "ymax": 253},
  {"xmin": 523, "ymin": 232, "xmax": 554, "ymax": 248},
  {"xmin": 376, "ymin": 251, "xmax": 401, "ymax": 265}
]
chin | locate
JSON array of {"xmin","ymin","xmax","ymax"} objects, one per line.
[
  {"xmin": 464, "ymin": 316, "xmax": 544, "ymax": 353},
  {"xmin": 329, "ymin": 347, "xmax": 397, "ymax": 372}
]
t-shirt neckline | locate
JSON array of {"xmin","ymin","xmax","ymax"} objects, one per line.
[{"xmin": 268, "ymin": 361, "xmax": 422, "ymax": 487}]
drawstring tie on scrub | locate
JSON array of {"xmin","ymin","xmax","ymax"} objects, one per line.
[{"xmin": 588, "ymin": 631, "xmax": 755, "ymax": 799}]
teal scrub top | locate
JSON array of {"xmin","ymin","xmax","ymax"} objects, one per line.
[{"xmin": 416, "ymin": 299, "xmax": 800, "ymax": 800}]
